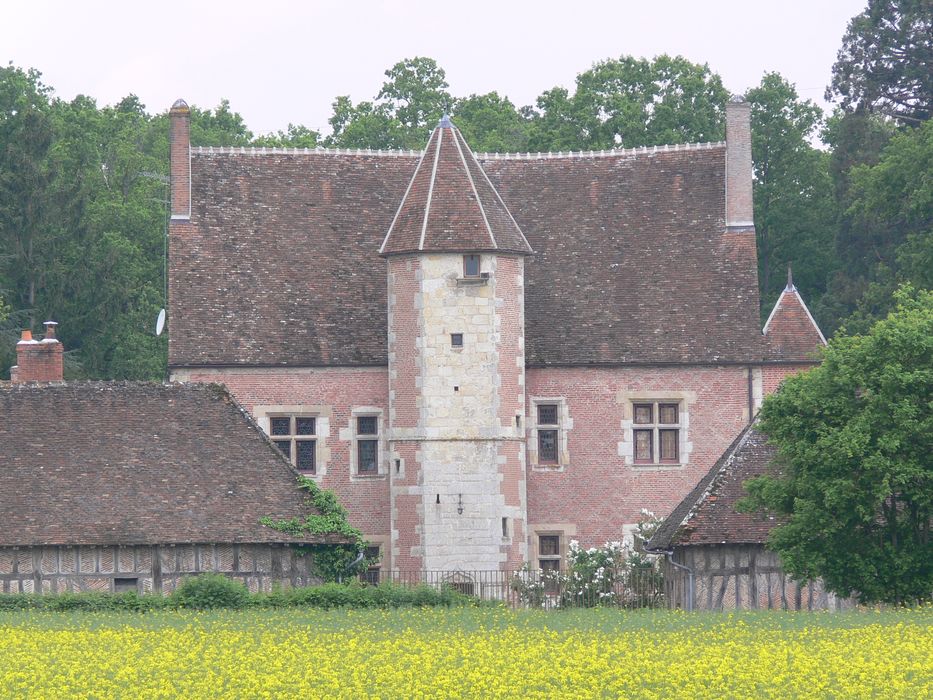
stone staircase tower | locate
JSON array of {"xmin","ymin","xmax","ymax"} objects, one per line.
[{"xmin": 381, "ymin": 116, "xmax": 533, "ymax": 571}]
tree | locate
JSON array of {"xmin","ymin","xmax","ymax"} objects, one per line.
[
  {"xmin": 818, "ymin": 117, "xmax": 933, "ymax": 333},
  {"xmin": 742, "ymin": 287, "xmax": 932, "ymax": 604},
  {"xmin": 452, "ymin": 92, "xmax": 530, "ymax": 153},
  {"xmin": 532, "ymin": 54, "xmax": 728, "ymax": 151},
  {"xmin": 746, "ymin": 73, "xmax": 836, "ymax": 318},
  {"xmin": 827, "ymin": 0, "xmax": 933, "ymax": 124},
  {"xmin": 253, "ymin": 123, "xmax": 321, "ymax": 149},
  {"xmin": 327, "ymin": 57, "xmax": 452, "ymax": 150}
]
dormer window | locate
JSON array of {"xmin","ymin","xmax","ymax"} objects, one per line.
[{"xmin": 463, "ymin": 255, "xmax": 481, "ymax": 277}]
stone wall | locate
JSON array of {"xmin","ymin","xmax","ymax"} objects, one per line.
[
  {"xmin": 0, "ymin": 543, "xmax": 318, "ymax": 594},
  {"xmin": 668, "ymin": 544, "xmax": 852, "ymax": 611},
  {"xmin": 387, "ymin": 253, "xmax": 527, "ymax": 571}
]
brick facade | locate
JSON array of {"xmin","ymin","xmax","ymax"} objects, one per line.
[{"xmin": 166, "ymin": 102, "xmax": 828, "ymax": 574}]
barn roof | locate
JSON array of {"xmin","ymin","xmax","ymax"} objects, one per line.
[
  {"xmin": 169, "ymin": 139, "xmax": 771, "ymax": 368},
  {"xmin": 0, "ymin": 382, "xmax": 343, "ymax": 547},
  {"xmin": 646, "ymin": 422, "xmax": 783, "ymax": 550}
]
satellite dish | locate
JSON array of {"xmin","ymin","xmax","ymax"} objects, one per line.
[{"xmin": 155, "ymin": 308, "xmax": 166, "ymax": 336}]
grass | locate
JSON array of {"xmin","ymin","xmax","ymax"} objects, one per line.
[{"xmin": 1, "ymin": 606, "xmax": 930, "ymax": 697}]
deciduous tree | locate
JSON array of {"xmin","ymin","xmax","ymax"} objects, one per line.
[{"xmin": 743, "ymin": 287, "xmax": 933, "ymax": 604}]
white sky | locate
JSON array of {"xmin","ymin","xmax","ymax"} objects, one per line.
[{"xmin": 3, "ymin": 0, "xmax": 865, "ymax": 136}]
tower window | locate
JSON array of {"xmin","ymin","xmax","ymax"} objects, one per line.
[
  {"xmin": 451, "ymin": 333, "xmax": 463, "ymax": 348},
  {"xmin": 463, "ymin": 255, "xmax": 481, "ymax": 277}
]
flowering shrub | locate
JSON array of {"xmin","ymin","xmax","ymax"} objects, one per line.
[{"xmin": 512, "ymin": 511, "xmax": 665, "ymax": 608}]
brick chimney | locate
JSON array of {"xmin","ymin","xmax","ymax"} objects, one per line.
[
  {"xmin": 11, "ymin": 321, "xmax": 64, "ymax": 383},
  {"xmin": 725, "ymin": 96, "xmax": 754, "ymax": 229},
  {"xmin": 170, "ymin": 98, "xmax": 191, "ymax": 220}
]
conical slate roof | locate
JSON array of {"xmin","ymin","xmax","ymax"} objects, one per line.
[{"xmin": 379, "ymin": 117, "xmax": 533, "ymax": 256}]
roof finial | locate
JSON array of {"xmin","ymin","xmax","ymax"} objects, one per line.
[
  {"xmin": 438, "ymin": 114, "xmax": 453, "ymax": 128},
  {"xmin": 785, "ymin": 264, "xmax": 795, "ymax": 291}
]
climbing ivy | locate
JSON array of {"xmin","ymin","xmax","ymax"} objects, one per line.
[{"xmin": 260, "ymin": 476, "xmax": 371, "ymax": 583}]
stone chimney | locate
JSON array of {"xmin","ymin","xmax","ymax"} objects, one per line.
[
  {"xmin": 11, "ymin": 321, "xmax": 64, "ymax": 383},
  {"xmin": 170, "ymin": 98, "xmax": 191, "ymax": 220},
  {"xmin": 725, "ymin": 96, "xmax": 754, "ymax": 229}
]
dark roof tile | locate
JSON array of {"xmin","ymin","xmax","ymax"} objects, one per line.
[{"xmin": 0, "ymin": 382, "xmax": 340, "ymax": 546}]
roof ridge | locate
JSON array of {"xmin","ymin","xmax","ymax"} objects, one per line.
[
  {"xmin": 191, "ymin": 140, "xmax": 725, "ymax": 160},
  {"xmin": 418, "ymin": 127, "xmax": 444, "ymax": 251},
  {"xmin": 476, "ymin": 140, "xmax": 725, "ymax": 160},
  {"xmin": 193, "ymin": 145, "xmax": 423, "ymax": 157}
]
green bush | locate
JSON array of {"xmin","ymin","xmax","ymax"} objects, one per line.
[
  {"xmin": 171, "ymin": 573, "xmax": 250, "ymax": 609},
  {"xmin": 0, "ymin": 579, "xmax": 486, "ymax": 611}
]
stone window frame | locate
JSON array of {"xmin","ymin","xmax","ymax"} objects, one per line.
[
  {"xmin": 254, "ymin": 405, "xmax": 331, "ymax": 479},
  {"xmin": 632, "ymin": 401, "xmax": 681, "ymax": 465},
  {"xmin": 346, "ymin": 407, "xmax": 387, "ymax": 480},
  {"xmin": 617, "ymin": 391, "xmax": 695, "ymax": 470},
  {"xmin": 268, "ymin": 414, "xmax": 318, "ymax": 474},
  {"xmin": 528, "ymin": 397, "xmax": 572, "ymax": 471},
  {"xmin": 529, "ymin": 523, "xmax": 576, "ymax": 573}
]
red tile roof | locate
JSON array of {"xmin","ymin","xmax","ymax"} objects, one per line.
[
  {"xmin": 169, "ymin": 137, "xmax": 792, "ymax": 368},
  {"xmin": 646, "ymin": 424, "xmax": 783, "ymax": 549},
  {"xmin": 0, "ymin": 382, "xmax": 344, "ymax": 546},
  {"xmin": 763, "ymin": 280, "xmax": 827, "ymax": 362}
]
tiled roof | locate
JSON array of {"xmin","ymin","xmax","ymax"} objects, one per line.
[
  {"xmin": 763, "ymin": 279, "xmax": 827, "ymax": 362},
  {"xmin": 380, "ymin": 119, "xmax": 532, "ymax": 256},
  {"xmin": 170, "ymin": 141, "xmax": 770, "ymax": 368},
  {"xmin": 0, "ymin": 382, "xmax": 343, "ymax": 546},
  {"xmin": 646, "ymin": 423, "xmax": 783, "ymax": 550}
]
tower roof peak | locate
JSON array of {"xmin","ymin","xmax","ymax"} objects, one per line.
[{"xmin": 379, "ymin": 122, "xmax": 532, "ymax": 257}]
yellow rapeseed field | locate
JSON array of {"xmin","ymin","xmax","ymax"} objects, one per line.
[{"xmin": 0, "ymin": 607, "xmax": 930, "ymax": 698}]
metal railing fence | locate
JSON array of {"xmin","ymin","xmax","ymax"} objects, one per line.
[{"xmin": 368, "ymin": 567, "xmax": 667, "ymax": 609}]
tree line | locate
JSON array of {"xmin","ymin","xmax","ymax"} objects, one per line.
[{"xmin": 0, "ymin": 0, "xmax": 929, "ymax": 380}]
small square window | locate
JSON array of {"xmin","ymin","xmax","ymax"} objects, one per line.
[
  {"xmin": 633, "ymin": 404, "xmax": 653, "ymax": 425},
  {"xmin": 537, "ymin": 404, "xmax": 558, "ymax": 426},
  {"xmin": 357, "ymin": 416, "xmax": 377, "ymax": 435},
  {"xmin": 296, "ymin": 417, "xmax": 316, "ymax": 435},
  {"xmin": 539, "ymin": 535, "xmax": 560, "ymax": 556},
  {"xmin": 270, "ymin": 417, "xmax": 291, "ymax": 436},
  {"xmin": 659, "ymin": 404, "xmax": 678, "ymax": 425},
  {"xmin": 451, "ymin": 333, "xmax": 463, "ymax": 348},
  {"xmin": 463, "ymin": 255, "xmax": 480, "ymax": 277}
]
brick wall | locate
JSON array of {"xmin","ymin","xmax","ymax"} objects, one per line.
[
  {"xmin": 525, "ymin": 365, "xmax": 752, "ymax": 549},
  {"xmin": 174, "ymin": 367, "xmax": 391, "ymax": 546}
]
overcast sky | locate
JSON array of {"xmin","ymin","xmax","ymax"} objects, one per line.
[{"xmin": 4, "ymin": 0, "xmax": 865, "ymax": 136}]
